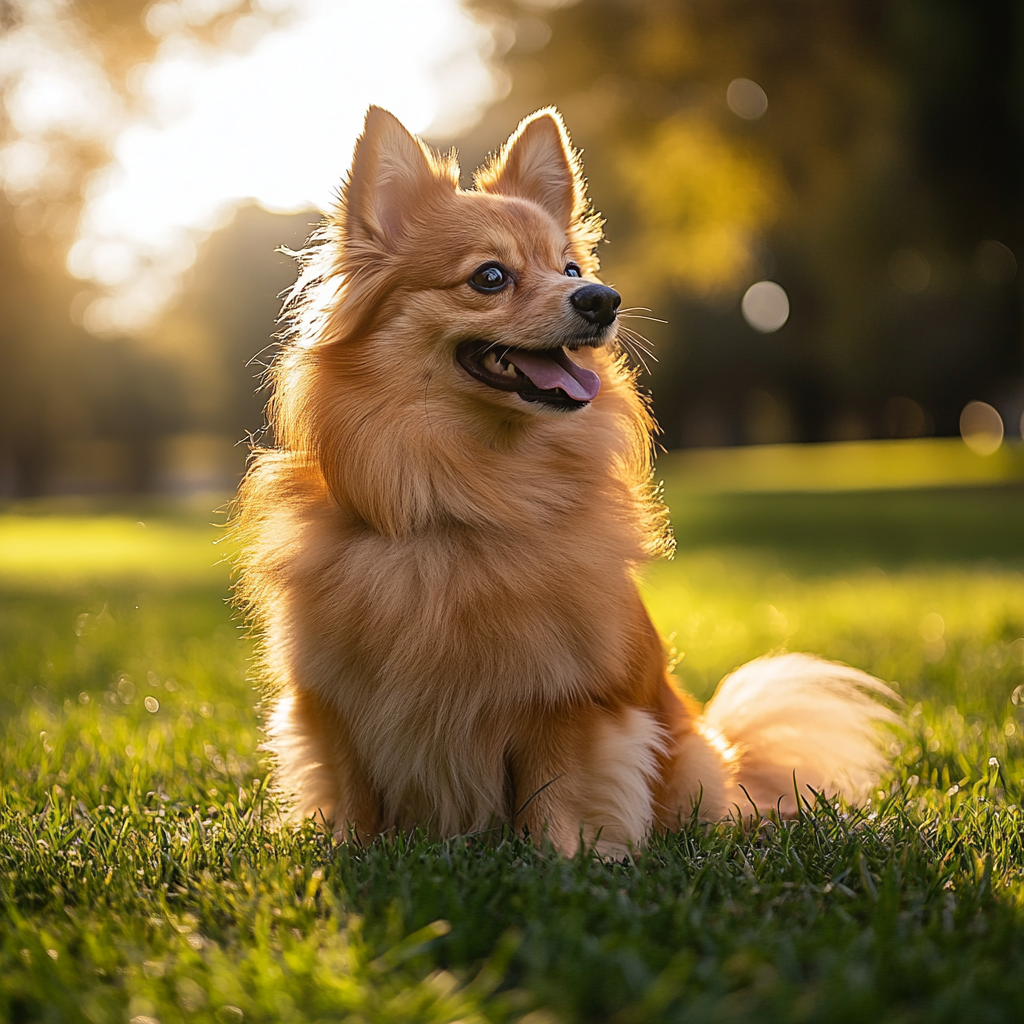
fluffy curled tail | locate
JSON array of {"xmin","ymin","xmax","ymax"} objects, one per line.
[{"xmin": 700, "ymin": 653, "xmax": 902, "ymax": 817}]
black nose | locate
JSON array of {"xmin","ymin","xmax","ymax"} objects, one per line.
[{"xmin": 570, "ymin": 283, "xmax": 621, "ymax": 327}]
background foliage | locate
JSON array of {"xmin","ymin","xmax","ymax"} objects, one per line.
[
  {"xmin": 1, "ymin": 0, "xmax": 1023, "ymax": 494},
  {"xmin": 0, "ymin": 0, "xmax": 288, "ymax": 495}
]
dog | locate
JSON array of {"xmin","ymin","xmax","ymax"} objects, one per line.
[{"xmin": 233, "ymin": 106, "xmax": 899, "ymax": 855}]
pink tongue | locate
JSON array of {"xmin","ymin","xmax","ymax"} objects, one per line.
[{"xmin": 505, "ymin": 348, "xmax": 601, "ymax": 402}]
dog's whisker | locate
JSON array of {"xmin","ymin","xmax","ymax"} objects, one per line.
[
  {"xmin": 618, "ymin": 324, "xmax": 654, "ymax": 347},
  {"xmin": 618, "ymin": 327, "xmax": 657, "ymax": 362},
  {"xmin": 617, "ymin": 333, "xmax": 655, "ymax": 374},
  {"xmin": 624, "ymin": 347, "xmax": 651, "ymax": 375},
  {"xmin": 619, "ymin": 340, "xmax": 658, "ymax": 374},
  {"xmin": 619, "ymin": 313, "xmax": 668, "ymax": 325},
  {"xmin": 618, "ymin": 331, "xmax": 651, "ymax": 356}
]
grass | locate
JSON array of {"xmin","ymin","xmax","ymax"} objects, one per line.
[
  {"xmin": 658, "ymin": 438, "xmax": 1024, "ymax": 494},
  {"xmin": 2, "ymin": 476, "xmax": 1024, "ymax": 1022}
]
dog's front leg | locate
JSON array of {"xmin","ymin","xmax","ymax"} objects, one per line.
[
  {"xmin": 509, "ymin": 704, "xmax": 666, "ymax": 857},
  {"xmin": 266, "ymin": 685, "xmax": 381, "ymax": 840}
]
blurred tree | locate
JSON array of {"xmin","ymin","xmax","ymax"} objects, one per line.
[
  {"xmin": 458, "ymin": 0, "xmax": 1024, "ymax": 446},
  {"xmin": 0, "ymin": 0, "xmax": 290, "ymax": 495},
  {"xmin": 145, "ymin": 203, "xmax": 317, "ymax": 446}
]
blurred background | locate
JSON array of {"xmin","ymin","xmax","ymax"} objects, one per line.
[
  {"xmin": 5, "ymin": 9, "xmax": 1024, "ymax": 1016},
  {"xmin": 1, "ymin": 0, "xmax": 1023, "ymax": 498}
]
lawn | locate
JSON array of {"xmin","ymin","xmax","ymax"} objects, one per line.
[{"xmin": 2, "ymin": 467, "xmax": 1024, "ymax": 1022}]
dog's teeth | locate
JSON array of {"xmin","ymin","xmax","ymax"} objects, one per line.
[{"xmin": 479, "ymin": 350, "xmax": 521, "ymax": 379}]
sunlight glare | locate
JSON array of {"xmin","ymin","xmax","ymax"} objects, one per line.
[{"xmin": 69, "ymin": 0, "xmax": 499, "ymax": 334}]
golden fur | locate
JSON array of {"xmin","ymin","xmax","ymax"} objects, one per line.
[{"xmin": 233, "ymin": 106, "xmax": 899, "ymax": 855}]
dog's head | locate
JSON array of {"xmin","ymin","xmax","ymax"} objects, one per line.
[
  {"xmin": 273, "ymin": 108, "xmax": 653, "ymax": 535},
  {"xmin": 306, "ymin": 106, "xmax": 619, "ymax": 417}
]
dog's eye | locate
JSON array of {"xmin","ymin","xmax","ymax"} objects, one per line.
[
  {"xmin": 564, "ymin": 263, "xmax": 582, "ymax": 278},
  {"xmin": 469, "ymin": 263, "xmax": 511, "ymax": 293}
]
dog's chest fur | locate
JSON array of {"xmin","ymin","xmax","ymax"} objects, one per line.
[{"xmin": 271, "ymin": 504, "xmax": 648, "ymax": 831}]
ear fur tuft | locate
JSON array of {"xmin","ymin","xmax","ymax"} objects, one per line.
[
  {"xmin": 342, "ymin": 106, "xmax": 459, "ymax": 250},
  {"xmin": 475, "ymin": 108, "xmax": 585, "ymax": 228},
  {"xmin": 475, "ymin": 108, "xmax": 604, "ymax": 267}
]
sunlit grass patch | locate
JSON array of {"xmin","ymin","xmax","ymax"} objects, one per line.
[
  {"xmin": 644, "ymin": 555, "xmax": 1024, "ymax": 706},
  {"xmin": 0, "ymin": 588, "xmax": 254, "ymax": 814},
  {"xmin": 3, "ymin": 483, "xmax": 1024, "ymax": 1021},
  {"xmin": 0, "ymin": 513, "xmax": 231, "ymax": 588},
  {"xmin": 659, "ymin": 437, "xmax": 1024, "ymax": 494}
]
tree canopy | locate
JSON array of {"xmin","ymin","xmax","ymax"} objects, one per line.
[{"xmin": 2, "ymin": 0, "xmax": 1022, "ymax": 495}]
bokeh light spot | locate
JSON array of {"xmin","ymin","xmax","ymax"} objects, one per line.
[
  {"xmin": 920, "ymin": 612, "xmax": 945, "ymax": 642},
  {"xmin": 883, "ymin": 396, "xmax": 927, "ymax": 438},
  {"xmin": 741, "ymin": 280, "xmax": 790, "ymax": 333},
  {"xmin": 116, "ymin": 675, "xmax": 136, "ymax": 704},
  {"xmin": 974, "ymin": 239, "xmax": 1016, "ymax": 286},
  {"xmin": 960, "ymin": 401, "xmax": 1003, "ymax": 455},
  {"xmin": 727, "ymin": 78, "xmax": 768, "ymax": 120},
  {"xmin": 889, "ymin": 248, "xmax": 930, "ymax": 294}
]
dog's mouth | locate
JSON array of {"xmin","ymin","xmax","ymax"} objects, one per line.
[{"xmin": 456, "ymin": 341, "xmax": 601, "ymax": 410}]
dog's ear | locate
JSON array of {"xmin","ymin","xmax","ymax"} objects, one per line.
[
  {"xmin": 475, "ymin": 108, "xmax": 585, "ymax": 228},
  {"xmin": 343, "ymin": 106, "xmax": 456, "ymax": 249}
]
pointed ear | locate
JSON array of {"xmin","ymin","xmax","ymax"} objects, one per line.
[
  {"xmin": 343, "ymin": 106, "xmax": 457, "ymax": 249},
  {"xmin": 475, "ymin": 108, "xmax": 585, "ymax": 228}
]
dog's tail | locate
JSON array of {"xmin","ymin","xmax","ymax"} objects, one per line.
[{"xmin": 700, "ymin": 653, "xmax": 902, "ymax": 817}]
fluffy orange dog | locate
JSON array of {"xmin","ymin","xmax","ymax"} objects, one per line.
[{"xmin": 234, "ymin": 106, "xmax": 898, "ymax": 855}]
